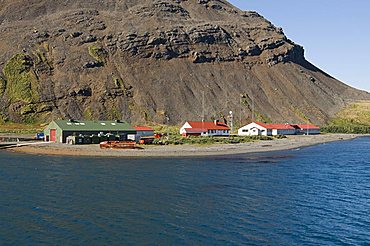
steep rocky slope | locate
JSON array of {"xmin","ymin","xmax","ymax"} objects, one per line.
[{"xmin": 0, "ymin": 0, "xmax": 369, "ymax": 125}]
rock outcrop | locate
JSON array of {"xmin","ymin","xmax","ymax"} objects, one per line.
[{"xmin": 0, "ymin": 0, "xmax": 369, "ymax": 125}]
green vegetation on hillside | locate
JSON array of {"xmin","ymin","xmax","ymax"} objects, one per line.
[
  {"xmin": 83, "ymin": 107, "xmax": 93, "ymax": 120},
  {"xmin": 0, "ymin": 113, "xmax": 9, "ymax": 124},
  {"xmin": 3, "ymin": 54, "xmax": 39, "ymax": 103},
  {"xmin": 254, "ymin": 111, "xmax": 272, "ymax": 123},
  {"xmin": 151, "ymin": 124, "xmax": 180, "ymax": 135},
  {"xmin": 0, "ymin": 76, "xmax": 6, "ymax": 97},
  {"xmin": 88, "ymin": 45, "xmax": 108, "ymax": 63},
  {"xmin": 291, "ymin": 106, "xmax": 309, "ymax": 121},
  {"xmin": 33, "ymin": 49, "xmax": 47, "ymax": 64},
  {"xmin": 107, "ymin": 105, "xmax": 122, "ymax": 120},
  {"xmin": 113, "ymin": 76, "xmax": 124, "ymax": 89},
  {"xmin": 322, "ymin": 101, "xmax": 370, "ymax": 134},
  {"xmin": 0, "ymin": 122, "xmax": 44, "ymax": 134}
]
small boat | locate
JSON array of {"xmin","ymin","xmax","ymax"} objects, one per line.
[{"xmin": 99, "ymin": 141, "xmax": 139, "ymax": 149}]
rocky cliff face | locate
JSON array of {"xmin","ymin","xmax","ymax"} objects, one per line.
[{"xmin": 0, "ymin": 0, "xmax": 369, "ymax": 125}]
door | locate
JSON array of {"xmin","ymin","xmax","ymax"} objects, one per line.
[{"xmin": 50, "ymin": 129, "xmax": 57, "ymax": 142}]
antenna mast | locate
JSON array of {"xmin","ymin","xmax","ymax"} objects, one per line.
[
  {"xmin": 229, "ymin": 111, "xmax": 234, "ymax": 133},
  {"xmin": 239, "ymin": 96, "xmax": 242, "ymax": 127},
  {"xmin": 252, "ymin": 97, "xmax": 255, "ymax": 122},
  {"xmin": 202, "ymin": 90, "xmax": 205, "ymax": 122}
]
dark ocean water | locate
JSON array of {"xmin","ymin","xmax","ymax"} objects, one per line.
[{"xmin": 0, "ymin": 137, "xmax": 369, "ymax": 245}]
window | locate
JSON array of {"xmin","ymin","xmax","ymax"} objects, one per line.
[
  {"xmin": 111, "ymin": 123, "xmax": 116, "ymax": 126},
  {"xmin": 242, "ymin": 129, "xmax": 249, "ymax": 132},
  {"xmin": 101, "ymin": 123, "xmax": 106, "ymax": 125}
]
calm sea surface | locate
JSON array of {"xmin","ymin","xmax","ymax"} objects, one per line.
[{"xmin": 0, "ymin": 137, "xmax": 369, "ymax": 245}]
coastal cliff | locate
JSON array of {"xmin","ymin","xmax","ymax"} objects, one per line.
[{"xmin": 0, "ymin": 0, "xmax": 369, "ymax": 125}]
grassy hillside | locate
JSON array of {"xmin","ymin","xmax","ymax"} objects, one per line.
[
  {"xmin": 323, "ymin": 100, "xmax": 370, "ymax": 133},
  {"xmin": 0, "ymin": 122, "xmax": 44, "ymax": 134}
]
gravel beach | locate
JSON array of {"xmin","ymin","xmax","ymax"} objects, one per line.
[{"xmin": 5, "ymin": 134, "xmax": 362, "ymax": 157}]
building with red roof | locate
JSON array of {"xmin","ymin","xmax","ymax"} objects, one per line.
[
  {"xmin": 238, "ymin": 122, "xmax": 320, "ymax": 136},
  {"xmin": 134, "ymin": 126, "xmax": 154, "ymax": 132},
  {"xmin": 134, "ymin": 126, "xmax": 155, "ymax": 142},
  {"xmin": 290, "ymin": 124, "xmax": 321, "ymax": 135},
  {"xmin": 180, "ymin": 120, "xmax": 230, "ymax": 137}
]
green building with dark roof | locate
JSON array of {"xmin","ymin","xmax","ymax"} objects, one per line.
[{"xmin": 44, "ymin": 120, "xmax": 137, "ymax": 143}]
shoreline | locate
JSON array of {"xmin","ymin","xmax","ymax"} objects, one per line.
[{"xmin": 3, "ymin": 134, "xmax": 365, "ymax": 158}]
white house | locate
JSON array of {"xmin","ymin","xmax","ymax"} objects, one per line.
[
  {"xmin": 238, "ymin": 122, "xmax": 271, "ymax": 136},
  {"xmin": 238, "ymin": 122, "xmax": 298, "ymax": 136},
  {"xmin": 180, "ymin": 121, "xmax": 230, "ymax": 137}
]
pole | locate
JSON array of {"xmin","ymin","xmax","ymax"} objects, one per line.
[
  {"xmin": 307, "ymin": 119, "xmax": 309, "ymax": 136},
  {"xmin": 229, "ymin": 111, "xmax": 234, "ymax": 133},
  {"xmin": 166, "ymin": 115, "xmax": 170, "ymax": 140},
  {"xmin": 202, "ymin": 90, "xmax": 205, "ymax": 122},
  {"xmin": 252, "ymin": 97, "xmax": 255, "ymax": 122},
  {"xmin": 202, "ymin": 91, "xmax": 205, "ymax": 136},
  {"xmin": 239, "ymin": 96, "xmax": 242, "ymax": 127}
]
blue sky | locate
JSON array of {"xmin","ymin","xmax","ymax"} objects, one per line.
[{"xmin": 228, "ymin": 0, "xmax": 370, "ymax": 92}]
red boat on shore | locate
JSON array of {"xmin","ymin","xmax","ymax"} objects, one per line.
[{"xmin": 100, "ymin": 141, "xmax": 140, "ymax": 149}]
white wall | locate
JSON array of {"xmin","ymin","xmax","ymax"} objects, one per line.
[
  {"xmin": 238, "ymin": 123, "xmax": 268, "ymax": 136},
  {"xmin": 203, "ymin": 130, "xmax": 230, "ymax": 137},
  {"xmin": 239, "ymin": 122, "xmax": 321, "ymax": 136},
  {"xmin": 180, "ymin": 122, "xmax": 192, "ymax": 134},
  {"xmin": 180, "ymin": 122, "xmax": 230, "ymax": 136}
]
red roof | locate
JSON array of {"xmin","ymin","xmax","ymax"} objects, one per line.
[
  {"xmin": 255, "ymin": 122, "xmax": 320, "ymax": 130},
  {"xmin": 134, "ymin": 126, "xmax": 154, "ymax": 131},
  {"xmin": 255, "ymin": 122, "xmax": 295, "ymax": 130},
  {"xmin": 186, "ymin": 121, "xmax": 230, "ymax": 130}
]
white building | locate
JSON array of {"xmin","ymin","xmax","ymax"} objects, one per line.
[
  {"xmin": 238, "ymin": 122, "xmax": 271, "ymax": 136},
  {"xmin": 238, "ymin": 122, "xmax": 300, "ymax": 136},
  {"xmin": 180, "ymin": 121, "xmax": 230, "ymax": 137}
]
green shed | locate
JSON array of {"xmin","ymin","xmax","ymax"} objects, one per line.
[{"xmin": 44, "ymin": 120, "xmax": 137, "ymax": 144}]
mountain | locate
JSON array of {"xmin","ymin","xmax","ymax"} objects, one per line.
[{"xmin": 0, "ymin": 0, "xmax": 369, "ymax": 125}]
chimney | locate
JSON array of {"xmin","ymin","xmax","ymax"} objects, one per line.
[{"xmin": 214, "ymin": 119, "xmax": 219, "ymax": 125}]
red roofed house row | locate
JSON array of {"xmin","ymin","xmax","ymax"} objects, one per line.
[
  {"xmin": 180, "ymin": 120, "xmax": 230, "ymax": 137},
  {"xmin": 238, "ymin": 122, "xmax": 320, "ymax": 136}
]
